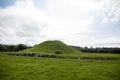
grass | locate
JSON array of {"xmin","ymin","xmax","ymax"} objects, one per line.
[
  {"xmin": 57, "ymin": 53, "xmax": 120, "ymax": 59},
  {"xmin": 0, "ymin": 52, "xmax": 120, "ymax": 80},
  {"xmin": 19, "ymin": 40, "xmax": 81, "ymax": 54}
]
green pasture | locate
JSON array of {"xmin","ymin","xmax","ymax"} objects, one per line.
[{"xmin": 0, "ymin": 52, "xmax": 120, "ymax": 80}]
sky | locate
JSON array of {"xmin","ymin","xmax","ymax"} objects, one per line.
[{"xmin": 0, "ymin": 0, "xmax": 120, "ymax": 47}]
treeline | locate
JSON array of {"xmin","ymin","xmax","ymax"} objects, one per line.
[
  {"xmin": 71, "ymin": 46, "xmax": 120, "ymax": 54},
  {"xmin": 0, "ymin": 44, "xmax": 30, "ymax": 52}
]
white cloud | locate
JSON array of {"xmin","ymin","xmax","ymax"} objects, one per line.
[
  {"xmin": 0, "ymin": 0, "xmax": 47, "ymax": 45},
  {"xmin": 102, "ymin": 0, "xmax": 120, "ymax": 24},
  {"xmin": 45, "ymin": 0, "xmax": 103, "ymax": 19},
  {"xmin": 92, "ymin": 37, "xmax": 120, "ymax": 47},
  {"xmin": 0, "ymin": 0, "xmax": 119, "ymax": 47}
]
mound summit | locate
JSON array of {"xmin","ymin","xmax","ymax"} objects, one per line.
[{"xmin": 20, "ymin": 40, "xmax": 81, "ymax": 54}]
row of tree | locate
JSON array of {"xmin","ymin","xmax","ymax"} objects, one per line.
[
  {"xmin": 0, "ymin": 44, "xmax": 30, "ymax": 52},
  {"xmin": 71, "ymin": 46, "xmax": 120, "ymax": 54}
]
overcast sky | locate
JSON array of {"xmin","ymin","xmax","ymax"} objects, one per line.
[{"xmin": 0, "ymin": 0, "xmax": 120, "ymax": 47}]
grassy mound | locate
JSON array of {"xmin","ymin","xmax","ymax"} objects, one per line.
[{"xmin": 19, "ymin": 40, "xmax": 81, "ymax": 54}]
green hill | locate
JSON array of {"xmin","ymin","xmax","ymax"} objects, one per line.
[{"xmin": 19, "ymin": 40, "xmax": 81, "ymax": 54}]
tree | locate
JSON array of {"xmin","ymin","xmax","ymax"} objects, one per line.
[
  {"xmin": 17, "ymin": 44, "xmax": 27, "ymax": 51},
  {"xmin": 0, "ymin": 44, "xmax": 7, "ymax": 51}
]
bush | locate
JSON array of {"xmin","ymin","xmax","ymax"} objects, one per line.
[
  {"xmin": 16, "ymin": 54, "xmax": 21, "ymax": 56},
  {"xmin": 8, "ymin": 52, "xmax": 16, "ymax": 55},
  {"xmin": 41, "ymin": 54, "xmax": 49, "ymax": 57},
  {"xmin": 55, "ymin": 51, "xmax": 62, "ymax": 54},
  {"xmin": 50, "ymin": 55, "xmax": 57, "ymax": 58},
  {"xmin": 38, "ymin": 54, "xmax": 41, "ymax": 57},
  {"xmin": 22, "ymin": 53, "xmax": 28, "ymax": 56},
  {"xmin": 27, "ymin": 52, "xmax": 36, "ymax": 57}
]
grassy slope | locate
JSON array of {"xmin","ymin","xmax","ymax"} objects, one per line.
[
  {"xmin": 19, "ymin": 40, "xmax": 81, "ymax": 54},
  {"xmin": 0, "ymin": 52, "xmax": 120, "ymax": 80}
]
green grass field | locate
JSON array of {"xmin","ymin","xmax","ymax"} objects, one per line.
[{"xmin": 0, "ymin": 52, "xmax": 120, "ymax": 80}]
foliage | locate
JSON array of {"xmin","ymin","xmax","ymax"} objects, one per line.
[
  {"xmin": 55, "ymin": 51, "xmax": 62, "ymax": 54},
  {"xmin": 17, "ymin": 44, "xmax": 28, "ymax": 51},
  {"xmin": 0, "ymin": 44, "xmax": 29, "ymax": 52},
  {"xmin": 71, "ymin": 46, "xmax": 120, "ymax": 54}
]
